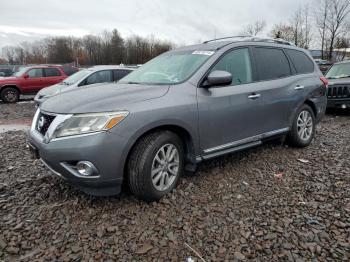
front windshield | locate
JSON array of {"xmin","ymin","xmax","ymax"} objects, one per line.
[
  {"xmin": 14, "ymin": 67, "xmax": 28, "ymax": 77},
  {"xmin": 326, "ymin": 63, "xmax": 350, "ymax": 79},
  {"xmin": 62, "ymin": 69, "xmax": 92, "ymax": 85},
  {"xmin": 120, "ymin": 50, "xmax": 214, "ymax": 85}
]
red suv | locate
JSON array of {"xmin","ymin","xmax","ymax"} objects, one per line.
[{"xmin": 0, "ymin": 65, "xmax": 70, "ymax": 103}]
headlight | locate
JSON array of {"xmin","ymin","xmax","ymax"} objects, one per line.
[{"xmin": 53, "ymin": 111, "xmax": 128, "ymax": 138}]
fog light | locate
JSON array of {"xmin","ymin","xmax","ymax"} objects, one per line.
[{"xmin": 76, "ymin": 161, "xmax": 95, "ymax": 176}]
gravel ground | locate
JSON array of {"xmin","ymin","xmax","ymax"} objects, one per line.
[
  {"xmin": 0, "ymin": 103, "xmax": 350, "ymax": 261},
  {"xmin": 0, "ymin": 101, "xmax": 36, "ymax": 120}
]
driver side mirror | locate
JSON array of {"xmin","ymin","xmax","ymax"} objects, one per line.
[
  {"xmin": 23, "ymin": 74, "xmax": 29, "ymax": 79},
  {"xmin": 203, "ymin": 70, "xmax": 232, "ymax": 87}
]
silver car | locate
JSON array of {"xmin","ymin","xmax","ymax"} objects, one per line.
[
  {"xmin": 34, "ymin": 65, "xmax": 134, "ymax": 105},
  {"xmin": 28, "ymin": 36, "xmax": 327, "ymax": 202}
]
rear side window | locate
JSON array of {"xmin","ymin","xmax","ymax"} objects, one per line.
[
  {"xmin": 44, "ymin": 68, "xmax": 61, "ymax": 77},
  {"xmin": 27, "ymin": 68, "xmax": 43, "ymax": 78},
  {"xmin": 254, "ymin": 47, "xmax": 291, "ymax": 81},
  {"xmin": 113, "ymin": 69, "xmax": 132, "ymax": 81},
  {"xmin": 211, "ymin": 48, "xmax": 253, "ymax": 85},
  {"xmin": 85, "ymin": 70, "xmax": 113, "ymax": 85},
  {"xmin": 285, "ymin": 49, "xmax": 314, "ymax": 74}
]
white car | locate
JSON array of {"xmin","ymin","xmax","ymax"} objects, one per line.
[{"xmin": 34, "ymin": 65, "xmax": 134, "ymax": 105}]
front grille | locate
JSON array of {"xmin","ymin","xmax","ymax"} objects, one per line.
[
  {"xmin": 327, "ymin": 85, "xmax": 350, "ymax": 99},
  {"xmin": 36, "ymin": 112, "xmax": 56, "ymax": 136}
]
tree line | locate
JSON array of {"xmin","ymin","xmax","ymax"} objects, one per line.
[
  {"xmin": 1, "ymin": 29, "xmax": 174, "ymax": 66},
  {"xmin": 241, "ymin": 0, "xmax": 350, "ymax": 61}
]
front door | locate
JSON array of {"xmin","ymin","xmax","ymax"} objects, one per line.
[
  {"xmin": 197, "ymin": 47, "xmax": 267, "ymax": 155},
  {"xmin": 21, "ymin": 68, "xmax": 44, "ymax": 94}
]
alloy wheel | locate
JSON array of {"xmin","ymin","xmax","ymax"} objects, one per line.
[
  {"xmin": 297, "ymin": 110, "xmax": 313, "ymax": 141},
  {"xmin": 151, "ymin": 143, "xmax": 179, "ymax": 191}
]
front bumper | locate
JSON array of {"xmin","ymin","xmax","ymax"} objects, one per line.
[
  {"xmin": 27, "ymin": 129, "xmax": 128, "ymax": 196},
  {"xmin": 327, "ymin": 98, "xmax": 350, "ymax": 109}
]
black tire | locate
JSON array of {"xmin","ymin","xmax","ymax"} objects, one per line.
[
  {"xmin": 287, "ymin": 104, "xmax": 316, "ymax": 148},
  {"xmin": 1, "ymin": 87, "xmax": 20, "ymax": 103},
  {"xmin": 127, "ymin": 131, "xmax": 184, "ymax": 202}
]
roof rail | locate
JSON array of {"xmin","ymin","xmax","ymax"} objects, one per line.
[
  {"xmin": 203, "ymin": 35, "xmax": 295, "ymax": 46},
  {"xmin": 203, "ymin": 35, "xmax": 254, "ymax": 44}
]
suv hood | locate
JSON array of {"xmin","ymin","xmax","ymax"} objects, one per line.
[
  {"xmin": 40, "ymin": 83, "xmax": 169, "ymax": 114},
  {"xmin": 328, "ymin": 77, "xmax": 350, "ymax": 85}
]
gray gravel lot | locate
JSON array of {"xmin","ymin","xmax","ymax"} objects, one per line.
[{"xmin": 0, "ymin": 103, "xmax": 349, "ymax": 261}]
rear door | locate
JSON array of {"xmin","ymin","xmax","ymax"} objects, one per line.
[
  {"xmin": 197, "ymin": 47, "xmax": 268, "ymax": 154},
  {"xmin": 44, "ymin": 68, "xmax": 64, "ymax": 87},
  {"xmin": 251, "ymin": 47, "xmax": 296, "ymax": 132}
]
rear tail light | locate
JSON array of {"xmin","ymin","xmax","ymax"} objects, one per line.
[{"xmin": 320, "ymin": 77, "xmax": 329, "ymax": 88}]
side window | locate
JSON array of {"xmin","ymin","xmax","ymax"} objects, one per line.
[
  {"xmin": 254, "ymin": 47, "xmax": 291, "ymax": 81},
  {"xmin": 113, "ymin": 70, "xmax": 132, "ymax": 81},
  {"xmin": 285, "ymin": 49, "xmax": 315, "ymax": 74},
  {"xmin": 44, "ymin": 68, "xmax": 61, "ymax": 77},
  {"xmin": 27, "ymin": 69, "xmax": 43, "ymax": 78},
  {"xmin": 211, "ymin": 48, "xmax": 253, "ymax": 85},
  {"xmin": 85, "ymin": 70, "xmax": 113, "ymax": 85}
]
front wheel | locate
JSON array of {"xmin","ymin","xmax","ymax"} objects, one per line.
[
  {"xmin": 287, "ymin": 104, "xmax": 316, "ymax": 148},
  {"xmin": 127, "ymin": 131, "xmax": 184, "ymax": 202},
  {"xmin": 1, "ymin": 87, "xmax": 20, "ymax": 103}
]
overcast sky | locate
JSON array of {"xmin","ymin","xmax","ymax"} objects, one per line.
[{"xmin": 0, "ymin": 0, "xmax": 312, "ymax": 50}]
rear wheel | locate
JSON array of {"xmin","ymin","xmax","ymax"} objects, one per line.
[
  {"xmin": 287, "ymin": 104, "xmax": 315, "ymax": 148},
  {"xmin": 1, "ymin": 87, "xmax": 20, "ymax": 103},
  {"xmin": 127, "ymin": 131, "xmax": 184, "ymax": 202}
]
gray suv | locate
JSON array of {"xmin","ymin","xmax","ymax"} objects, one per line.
[{"xmin": 28, "ymin": 36, "xmax": 328, "ymax": 201}]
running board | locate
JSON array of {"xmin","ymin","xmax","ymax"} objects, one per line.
[{"xmin": 200, "ymin": 140, "xmax": 262, "ymax": 160}]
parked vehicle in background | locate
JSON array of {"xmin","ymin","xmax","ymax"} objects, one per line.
[
  {"xmin": 0, "ymin": 67, "xmax": 14, "ymax": 77},
  {"xmin": 314, "ymin": 59, "xmax": 333, "ymax": 75},
  {"xmin": 60, "ymin": 65, "xmax": 79, "ymax": 76},
  {"xmin": 28, "ymin": 36, "xmax": 327, "ymax": 202},
  {"xmin": 34, "ymin": 66, "xmax": 134, "ymax": 105},
  {"xmin": 325, "ymin": 60, "xmax": 350, "ymax": 109},
  {"xmin": 0, "ymin": 65, "xmax": 69, "ymax": 103}
]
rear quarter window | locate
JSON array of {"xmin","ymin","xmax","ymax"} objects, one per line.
[
  {"xmin": 253, "ymin": 47, "xmax": 291, "ymax": 81},
  {"xmin": 285, "ymin": 49, "xmax": 315, "ymax": 74}
]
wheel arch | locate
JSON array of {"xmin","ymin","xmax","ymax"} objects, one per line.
[
  {"xmin": 304, "ymin": 99, "xmax": 318, "ymax": 117},
  {"xmin": 122, "ymin": 123, "xmax": 198, "ymax": 178},
  {"xmin": 0, "ymin": 84, "xmax": 22, "ymax": 94},
  {"xmin": 289, "ymin": 98, "xmax": 318, "ymax": 128}
]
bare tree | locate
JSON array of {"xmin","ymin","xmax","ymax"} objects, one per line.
[
  {"xmin": 270, "ymin": 23, "xmax": 295, "ymax": 42},
  {"xmin": 270, "ymin": 4, "xmax": 312, "ymax": 48},
  {"xmin": 241, "ymin": 20, "xmax": 267, "ymax": 36},
  {"xmin": 325, "ymin": 0, "xmax": 350, "ymax": 60},
  {"xmin": 315, "ymin": 0, "xmax": 330, "ymax": 59}
]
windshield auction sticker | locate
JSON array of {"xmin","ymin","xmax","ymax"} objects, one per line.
[{"xmin": 192, "ymin": 50, "xmax": 215, "ymax": 56}]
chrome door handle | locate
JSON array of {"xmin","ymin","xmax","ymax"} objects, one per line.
[
  {"xmin": 248, "ymin": 94, "xmax": 261, "ymax": 100},
  {"xmin": 294, "ymin": 85, "xmax": 305, "ymax": 90}
]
